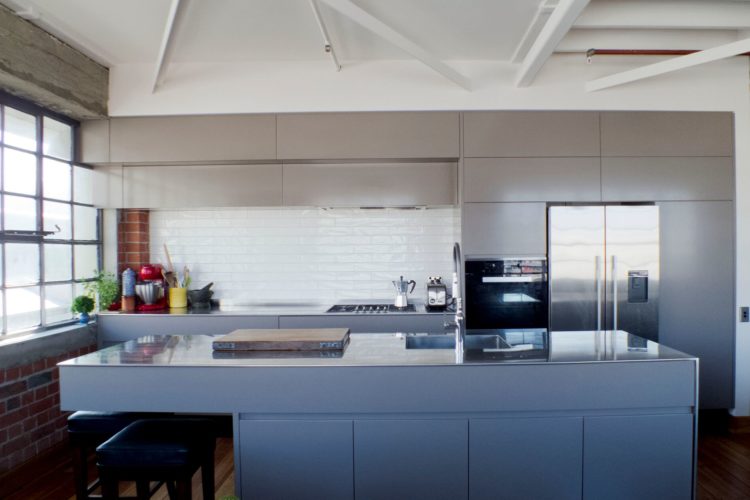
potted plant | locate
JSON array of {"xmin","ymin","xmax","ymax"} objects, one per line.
[
  {"xmin": 71, "ymin": 295, "xmax": 95, "ymax": 324},
  {"xmin": 84, "ymin": 270, "xmax": 120, "ymax": 311}
]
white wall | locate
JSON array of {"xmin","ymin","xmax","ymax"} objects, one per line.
[
  {"xmin": 149, "ymin": 207, "xmax": 460, "ymax": 305},
  {"xmin": 112, "ymin": 54, "xmax": 750, "ymax": 415}
]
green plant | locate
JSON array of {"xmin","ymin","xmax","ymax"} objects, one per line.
[
  {"xmin": 84, "ymin": 270, "xmax": 120, "ymax": 311},
  {"xmin": 71, "ymin": 295, "xmax": 95, "ymax": 314}
]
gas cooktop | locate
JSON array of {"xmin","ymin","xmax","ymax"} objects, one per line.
[{"xmin": 326, "ymin": 304, "xmax": 417, "ymax": 314}]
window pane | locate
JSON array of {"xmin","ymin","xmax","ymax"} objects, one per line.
[
  {"xmin": 43, "ymin": 117, "xmax": 72, "ymax": 160},
  {"xmin": 43, "ymin": 200, "xmax": 71, "ymax": 239},
  {"xmin": 73, "ymin": 166, "xmax": 93, "ymax": 205},
  {"xmin": 5, "ymin": 195, "xmax": 37, "ymax": 231},
  {"xmin": 6, "ymin": 243, "xmax": 40, "ymax": 285},
  {"xmin": 44, "ymin": 244, "xmax": 72, "ymax": 282},
  {"xmin": 4, "ymin": 148, "xmax": 37, "ymax": 195},
  {"xmin": 74, "ymin": 205, "xmax": 97, "ymax": 240},
  {"xmin": 74, "ymin": 245, "xmax": 97, "ymax": 280},
  {"xmin": 6, "ymin": 287, "xmax": 41, "ymax": 332},
  {"xmin": 44, "ymin": 284, "xmax": 73, "ymax": 324},
  {"xmin": 4, "ymin": 107, "xmax": 37, "ymax": 151},
  {"xmin": 43, "ymin": 158, "xmax": 71, "ymax": 200}
]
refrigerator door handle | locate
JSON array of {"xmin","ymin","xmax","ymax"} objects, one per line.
[
  {"xmin": 612, "ymin": 255, "xmax": 618, "ymax": 332},
  {"xmin": 595, "ymin": 255, "xmax": 602, "ymax": 333}
]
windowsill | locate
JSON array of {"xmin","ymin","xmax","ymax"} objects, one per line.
[{"xmin": 0, "ymin": 320, "xmax": 97, "ymax": 368}]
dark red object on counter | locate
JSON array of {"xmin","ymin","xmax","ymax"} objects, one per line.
[{"xmin": 139, "ymin": 264, "xmax": 163, "ymax": 281}]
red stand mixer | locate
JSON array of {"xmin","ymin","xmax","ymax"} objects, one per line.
[{"xmin": 135, "ymin": 264, "xmax": 167, "ymax": 311}]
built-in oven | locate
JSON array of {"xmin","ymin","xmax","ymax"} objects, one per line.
[{"xmin": 465, "ymin": 258, "xmax": 548, "ymax": 330}]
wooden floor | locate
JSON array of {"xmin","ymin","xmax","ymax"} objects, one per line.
[{"xmin": 2, "ymin": 423, "xmax": 750, "ymax": 499}]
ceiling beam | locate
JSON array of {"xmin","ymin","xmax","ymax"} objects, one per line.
[
  {"xmin": 309, "ymin": 0, "xmax": 341, "ymax": 72},
  {"xmin": 586, "ymin": 37, "xmax": 750, "ymax": 92},
  {"xmin": 575, "ymin": 1, "xmax": 750, "ymax": 30},
  {"xmin": 515, "ymin": 0, "xmax": 590, "ymax": 87},
  {"xmin": 511, "ymin": 0, "xmax": 556, "ymax": 64},
  {"xmin": 318, "ymin": 0, "xmax": 472, "ymax": 90},
  {"xmin": 152, "ymin": 0, "xmax": 187, "ymax": 93}
]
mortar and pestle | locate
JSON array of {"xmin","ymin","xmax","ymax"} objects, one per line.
[{"xmin": 188, "ymin": 282, "xmax": 214, "ymax": 310}]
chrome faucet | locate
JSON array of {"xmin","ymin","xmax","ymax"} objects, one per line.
[{"xmin": 450, "ymin": 242, "xmax": 465, "ymax": 363}]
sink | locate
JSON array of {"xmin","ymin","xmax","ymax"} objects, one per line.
[{"xmin": 405, "ymin": 334, "xmax": 512, "ymax": 350}]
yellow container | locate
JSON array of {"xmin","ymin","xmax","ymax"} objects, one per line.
[{"xmin": 169, "ymin": 287, "xmax": 188, "ymax": 308}]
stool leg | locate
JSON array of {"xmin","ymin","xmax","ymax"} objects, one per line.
[
  {"xmin": 136, "ymin": 480, "xmax": 150, "ymax": 500},
  {"xmin": 72, "ymin": 444, "xmax": 89, "ymax": 500},
  {"xmin": 99, "ymin": 469, "xmax": 119, "ymax": 500},
  {"xmin": 201, "ymin": 456, "xmax": 215, "ymax": 500},
  {"xmin": 176, "ymin": 474, "xmax": 192, "ymax": 500}
]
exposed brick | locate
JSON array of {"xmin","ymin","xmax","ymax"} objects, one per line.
[
  {"xmin": 1, "ymin": 408, "xmax": 29, "ymax": 428},
  {"xmin": 51, "ymin": 369, "xmax": 59, "ymax": 381},
  {"xmin": 7, "ymin": 450, "xmax": 23, "ymax": 470},
  {"xmin": 21, "ymin": 391, "xmax": 34, "ymax": 405},
  {"xmin": 0, "ymin": 369, "xmax": 5, "ymax": 384},
  {"xmin": 5, "ymin": 396, "xmax": 19, "ymax": 411},
  {"xmin": 30, "ymin": 421, "xmax": 56, "ymax": 441},
  {"xmin": 0, "ymin": 429, "xmax": 7, "ymax": 443},
  {"xmin": 2, "ymin": 434, "xmax": 31, "ymax": 455},
  {"xmin": 34, "ymin": 386, "xmax": 48, "ymax": 400},
  {"xmin": 29, "ymin": 395, "xmax": 54, "ymax": 415},
  {"xmin": 7, "ymin": 422, "xmax": 22, "ymax": 437},
  {"xmin": 27, "ymin": 371, "xmax": 52, "ymax": 389},
  {"xmin": 20, "ymin": 363, "xmax": 33, "ymax": 377},
  {"xmin": 36, "ymin": 435, "xmax": 52, "ymax": 453},
  {"xmin": 0, "ymin": 380, "xmax": 27, "ymax": 399},
  {"xmin": 23, "ymin": 416, "xmax": 35, "ymax": 432},
  {"xmin": 0, "ymin": 400, "xmax": 4, "ymax": 414},
  {"xmin": 36, "ymin": 409, "xmax": 50, "ymax": 426},
  {"xmin": 6, "ymin": 367, "xmax": 20, "ymax": 381},
  {"xmin": 32, "ymin": 360, "xmax": 46, "ymax": 373}
]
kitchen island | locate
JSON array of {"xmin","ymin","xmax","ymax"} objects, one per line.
[{"xmin": 59, "ymin": 331, "xmax": 697, "ymax": 500}]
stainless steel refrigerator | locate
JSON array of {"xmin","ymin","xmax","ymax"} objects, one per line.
[{"xmin": 548, "ymin": 205, "xmax": 659, "ymax": 341}]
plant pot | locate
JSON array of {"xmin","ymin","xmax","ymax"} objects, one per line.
[{"xmin": 79, "ymin": 312, "xmax": 90, "ymax": 324}]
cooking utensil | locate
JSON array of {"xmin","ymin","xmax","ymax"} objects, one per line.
[
  {"xmin": 163, "ymin": 244, "xmax": 175, "ymax": 273},
  {"xmin": 392, "ymin": 276, "xmax": 417, "ymax": 308}
]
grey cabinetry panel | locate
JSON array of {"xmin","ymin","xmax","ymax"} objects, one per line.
[
  {"xmin": 79, "ymin": 119, "xmax": 110, "ymax": 164},
  {"xmin": 97, "ymin": 315, "xmax": 279, "ymax": 343},
  {"xmin": 278, "ymin": 315, "xmax": 446, "ymax": 334},
  {"xmin": 583, "ymin": 414, "xmax": 694, "ymax": 500},
  {"xmin": 283, "ymin": 162, "xmax": 457, "ymax": 206},
  {"xmin": 602, "ymin": 157, "xmax": 733, "ymax": 202},
  {"xmin": 601, "ymin": 111, "xmax": 733, "ymax": 157},
  {"xmin": 464, "ymin": 157, "xmax": 601, "ymax": 202},
  {"xmin": 659, "ymin": 201, "xmax": 734, "ymax": 409},
  {"xmin": 277, "ymin": 112, "xmax": 460, "ymax": 159},
  {"xmin": 470, "ymin": 417, "xmax": 583, "ymax": 500},
  {"xmin": 124, "ymin": 164, "xmax": 282, "ymax": 208},
  {"xmin": 92, "ymin": 165, "xmax": 123, "ymax": 208},
  {"xmin": 110, "ymin": 115, "xmax": 277, "ymax": 163},
  {"xmin": 354, "ymin": 419, "xmax": 468, "ymax": 500},
  {"xmin": 463, "ymin": 111, "xmax": 600, "ymax": 157},
  {"xmin": 240, "ymin": 419, "xmax": 353, "ymax": 500},
  {"xmin": 463, "ymin": 202, "xmax": 547, "ymax": 256}
]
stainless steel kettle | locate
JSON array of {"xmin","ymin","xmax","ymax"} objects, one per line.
[{"xmin": 392, "ymin": 276, "xmax": 416, "ymax": 308}]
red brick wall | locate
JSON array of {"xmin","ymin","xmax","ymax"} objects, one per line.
[
  {"xmin": 0, "ymin": 344, "xmax": 96, "ymax": 473},
  {"xmin": 118, "ymin": 209, "xmax": 150, "ymax": 273}
]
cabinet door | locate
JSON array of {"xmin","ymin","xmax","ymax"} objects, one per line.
[
  {"xmin": 464, "ymin": 157, "xmax": 601, "ymax": 202},
  {"xmin": 282, "ymin": 162, "xmax": 457, "ymax": 207},
  {"xmin": 123, "ymin": 164, "xmax": 282, "ymax": 208},
  {"xmin": 110, "ymin": 114, "xmax": 277, "ymax": 163},
  {"xmin": 462, "ymin": 202, "xmax": 546, "ymax": 256},
  {"xmin": 239, "ymin": 419, "xmax": 353, "ymax": 500},
  {"xmin": 463, "ymin": 111, "xmax": 600, "ymax": 157},
  {"xmin": 354, "ymin": 419, "xmax": 468, "ymax": 500},
  {"xmin": 601, "ymin": 111, "xmax": 733, "ymax": 157},
  {"xmin": 659, "ymin": 201, "xmax": 734, "ymax": 408},
  {"xmin": 470, "ymin": 417, "xmax": 583, "ymax": 500},
  {"xmin": 278, "ymin": 315, "xmax": 446, "ymax": 334},
  {"xmin": 602, "ymin": 157, "xmax": 733, "ymax": 202},
  {"xmin": 583, "ymin": 414, "xmax": 694, "ymax": 500},
  {"xmin": 277, "ymin": 112, "xmax": 460, "ymax": 159}
]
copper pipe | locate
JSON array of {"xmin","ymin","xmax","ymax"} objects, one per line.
[{"xmin": 587, "ymin": 48, "xmax": 750, "ymax": 57}]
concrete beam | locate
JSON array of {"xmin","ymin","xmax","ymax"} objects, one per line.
[{"xmin": 0, "ymin": 4, "xmax": 108, "ymax": 119}]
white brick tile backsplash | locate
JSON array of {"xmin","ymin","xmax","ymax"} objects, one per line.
[{"xmin": 150, "ymin": 207, "xmax": 460, "ymax": 303}]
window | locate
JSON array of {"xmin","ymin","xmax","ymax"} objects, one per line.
[{"xmin": 0, "ymin": 93, "xmax": 100, "ymax": 336}]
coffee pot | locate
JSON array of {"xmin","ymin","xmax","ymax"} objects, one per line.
[{"xmin": 392, "ymin": 276, "xmax": 417, "ymax": 308}]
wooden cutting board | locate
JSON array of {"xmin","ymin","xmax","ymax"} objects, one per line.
[{"xmin": 212, "ymin": 328, "xmax": 350, "ymax": 351}]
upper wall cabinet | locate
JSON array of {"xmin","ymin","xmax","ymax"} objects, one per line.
[
  {"xmin": 108, "ymin": 115, "xmax": 277, "ymax": 163},
  {"xmin": 283, "ymin": 162, "xmax": 457, "ymax": 207},
  {"xmin": 600, "ymin": 111, "xmax": 734, "ymax": 157},
  {"xmin": 124, "ymin": 164, "xmax": 282, "ymax": 208},
  {"xmin": 276, "ymin": 112, "xmax": 460, "ymax": 160},
  {"xmin": 79, "ymin": 119, "xmax": 110, "ymax": 164},
  {"xmin": 463, "ymin": 111, "xmax": 600, "ymax": 158}
]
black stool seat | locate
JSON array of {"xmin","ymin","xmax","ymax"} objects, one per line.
[{"xmin": 96, "ymin": 419, "xmax": 216, "ymax": 500}]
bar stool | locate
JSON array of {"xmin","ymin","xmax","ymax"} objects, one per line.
[
  {"xmin": 96, "ymin": 418, "xmax": 216, "ymax": 500},
  {"xmin": 67, "ymin": 411, "xmax": 172, "ymax": 500}
]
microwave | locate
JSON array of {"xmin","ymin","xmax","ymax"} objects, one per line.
[{"xmin": 465, "ymin": 258, "xmax": 548, "ymax": 330}]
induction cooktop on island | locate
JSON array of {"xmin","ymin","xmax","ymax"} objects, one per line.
[{"xmin": 326, "ymin": 304, "xmax": 417, "ymax": 314}]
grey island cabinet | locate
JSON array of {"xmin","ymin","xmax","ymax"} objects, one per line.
[{"xmin": 59, "ymin": 332, "xmax": 698, "ymax": 500}]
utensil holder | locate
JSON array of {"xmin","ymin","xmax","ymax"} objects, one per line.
[{"xmin": 169, "ymin": 288, "xmax": 188, "ymax": 308}]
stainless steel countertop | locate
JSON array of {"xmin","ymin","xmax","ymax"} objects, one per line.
[{"xmin": 60, "ymin": 331, "xmax": 694, "ymax": 368}]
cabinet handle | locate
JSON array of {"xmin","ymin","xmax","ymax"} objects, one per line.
[{"xmin": 612, "ymin": 255, "xmax": 618, "ymax": 332}]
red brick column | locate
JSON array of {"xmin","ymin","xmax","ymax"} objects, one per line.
[
  {"xmin": 117, "ymin": 209, "xmax": 150, "ymax": 273},
  {"xmin": 0, "ymin": 343, "xmax": 97, "ymax": 473}
]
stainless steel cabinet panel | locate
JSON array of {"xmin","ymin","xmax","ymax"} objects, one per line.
[
  {"xmin": 601, "ymin": 111, "xmax": 733, "ymax": 157},
  {"xmin": 123, "ymin": 164, "xmax": 282, "ymax": 208},
  {"xmin": 470, "ymin": 417, "xmax": 583, "ymax": 500},
  {"xmin": 602, "ymin": 157, "xmax": 733, "ymax": 201},
  {"xmin": 462, "ymin": 202, "xmax": 547, "ymax": 256},
  {"xmin": 109, "ymin": 115, "xmax": 277, "ymax": 163},
  {"xmin": 282, "ymin": 162, "xmax": 457, "ymax": 207},
  {"xmin": 278, "ymin": 314, "xmax": 446, "ymax": 333},
  {"xmin": 583, "ymin": 414, "xmax": 694, "ymax": 500},
  {"xmin": 464, "ymin": 157, "xmax": 601, "ymax": 202},
  {"xmin": 92, "ymin": 165, "xmax": 123, "ymax": 208},
  {"xmin": 277, "ymin": 112, "xmax": 460, "ymax": 159},
  {"xmin": 659, "ymin": 201, "xmax": 734, "ymax": 409},
  {"xmin": 240, "ymin": 419, "xmax": 353, "ymax": 500},
  {"xmin": 463, "ymin": 111, "xmax": 600, "ymax": 157},
  {"xmin": 354, "ymin": 419, "xmax": 468, "ymax": 500},
  {"xmin": 79, "ymin": 119, "xmax": 110, "ymax": 164}
]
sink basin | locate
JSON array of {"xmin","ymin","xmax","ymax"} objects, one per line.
[{"xmin": 405, "ymin": 334, "xmax": 512, "ymax": 350}]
